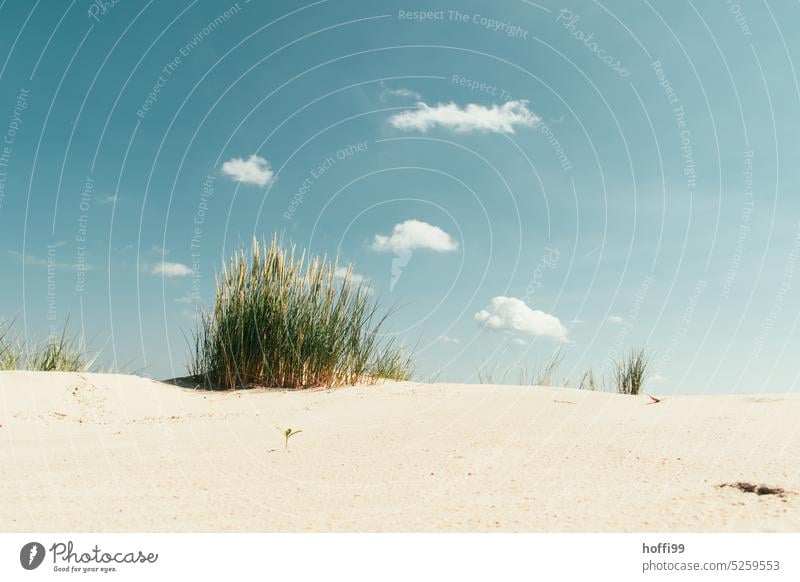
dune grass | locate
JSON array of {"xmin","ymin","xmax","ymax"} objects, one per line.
[
  {"xmin": 0, "ymin": 321, "xmax": 18, "ymax": 369},
  {"xmin": 577, "ymin": 368, "xmax": 601, "ymax": 391},
  {"xmin": 476, "ymin": 346, "xmax": 653, "ymax": 396},
  {"xmin": 519, "ymin": 349, "xmax": 565, "ymax": 386},
  {"xmin": 612, "ymin": 348, "xmax": 650, "ymax": 395},
  {"xmin": 476, "ymin": 363, "xmax": 504, "ymax": 384},
  {"xmin": 188, "ymin": 237, "xmax": 412, "ymax": 390},
  {"xmin": 0, "ymin": 320, "xmax": 94, "ymax": 372}
]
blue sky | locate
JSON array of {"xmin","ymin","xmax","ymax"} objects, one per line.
[{"xmin": 1, "ymin": 0, "xmax": 799, "ymax": 393}]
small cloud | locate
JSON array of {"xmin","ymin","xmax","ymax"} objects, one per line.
[
  {"xmin": 333, "ymin": 266, "xmax": 368, "ymax": 285},
  {"xmin": 389, "ymin": 100, "xmax": 539, "ymax": 134},
  {"xmin": 475, "ymin": 296, "xmax": 567, "ymax": 341},
  {"xmin": 151, "ymin": 261, "xmax": 192, "ymax": 277},
  {"xmin": 147, "ymin": 245, "xmax": 169, "ymax": 256},
  {"xmin": 181, "ymin": 308, "xmax": 202, "ymax": 321},
  {"xmin": 511, "ymin": 338, "xmax": 527, "ymax": 346},
  {"xmin": 651, "ymin": 374, "xmax": 667, "ymax": 385},
  {"xmin": 380, "ymin": 85, "xmax": 422, "ymax": 102},
  {"xmin": 607, "ymin": 315, "xmax": 624, "ymax": 324},
  {"xmin": 372, "ymin": 219, "xmax": 458, "ymax": 254},
  {"xmin": 95, "ymin": 195, "xmax": 118, "ymax": 205},
  {"xmin": 221, "ymin": 154, "xmax": 274, "ymax": 186},
  {"xmin": 7, "ymin": 250, "xmax": 91, "ymax": 271},
  {"xmin": 333, "ymin": 266, "xmax": 373, "ymax": 295},
  {"xmin": 438, "ymin": 335, "xmax": 461, "ymax": 344},
  {"xmin": 175, "ymin": 294, "xmax": 195, "ymax": 304}
]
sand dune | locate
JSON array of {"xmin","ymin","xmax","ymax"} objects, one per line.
[{"xmin": 1, "ymin": 371, "xmax": 798, "ymax": 532}]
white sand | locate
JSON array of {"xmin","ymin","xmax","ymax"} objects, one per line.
[{"xmin": 1, "ymin": 371, "xmax": 798, "ymax": 532}]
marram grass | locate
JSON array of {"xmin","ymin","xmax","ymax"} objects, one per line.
[
  {"xmin": 613, "ymin": 348, "xmax": 650, "ymax": 395},
  {"xmin": 189, "ymin": 238, "xmax": 412, "ymax": 390},
  {"xmin": 0, "ymin": 320, "xmax": 94, "ymax": 372}
]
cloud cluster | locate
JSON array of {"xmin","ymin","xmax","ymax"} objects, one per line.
[
  {"xmin": 389, "ymin": 100, "xmax": 539, "ymax": 134},
  {"xmin": 475, "ymin": 296, "xmax": 567, "ymax": 341},
  {"xmin": 372, "ymin": 219, "xmax": 458, "ymax": 254},
  {"xmin": 221, "ymin": 154, "xmax": 274, "ymax": 186}
]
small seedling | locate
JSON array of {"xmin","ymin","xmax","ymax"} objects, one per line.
[{"xmin": 283, "ymin": 428, "xmax": 302, "ymax": 450}]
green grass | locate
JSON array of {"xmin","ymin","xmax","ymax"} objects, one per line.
[
  {"xmin": 0, "ymin": 320, "xmax": 94, "ymax": 372},
  {"xmin": 188, "ymin": 237, "xmax": 412, "ymax": 390},
  {"xmin": 612, "ymin": 348, "xmax": 650, "ymax": 395},
  {"xmin": 519, "ymin": 349, "xmax": 565, "ymax": 386},
  {"xmin": 476, "ymin": 364, "xmax": 503, "ymax": 384},
  {"xmin": 476, "ymin": 347, "xmax": 653, "ymax": 396},
  {"xmin": 477, "ymin": 348, "xmax": 564, "ymax": 386},
  {"xmin": 577, "ymin": 368, "xmax": 601, "ymax": 391},
  {"xmin": 0, "ymin": 321, "xmax": 19, "ymax": 369}
]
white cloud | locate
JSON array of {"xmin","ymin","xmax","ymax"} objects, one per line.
[
  {"xmin": 333, "ymin": 266, "xmax": 367, "ymax": 285},
  {"xmin": 333, "ymin": 266, "xmax": 373, "ymax": 294},
  {"xmin": 512, "ymin": 338, "xmax": 528, "ymax": 346},
  {"xmin": 389, "ymin": 100, "xmax": 539, "ymax": 134},
  {"xmin": 651, "ymin": 374, "xmax": 667, "ymax": 385},
  {"xmin": 438, "ymin": 335, "xmax": 461, "ymax": 344},
  {"xmin": 221, "ymin": 154, "xmax": 274, "ymax": 186},
  {"xmin": 151, "ymin": 261, "xmax": 192, "ymax": 277},
  {"xmin": 382, "ymin": 87, "xmax": 422, "ymax": 101},
  {"xmin": 607, "ymin": 315, "xmax": 624, "ymax": 324},
  {"xmin": 181, "ymin": 308, "xmax": 202, "ymax": 322},
  {"xmin": 148, "ymin": 245, "xmax": 169, "ymax": 256},
  {"xmin": 475, "ymin": 296, "xmax": 568, "ymax": 341},
  {"xmin": 372, "ymin": 219, "xmax": 458, "ymax": 254},
  {"xmin": 8, "ymin": 250, "xmax": 91, "ymax": 271},
  {"xmin": 95, "ymin": 195, "xmax": 118, "ymax": 205}
]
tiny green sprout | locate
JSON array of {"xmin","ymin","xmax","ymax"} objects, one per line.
[{"xmin": 284, "ymin": 428, "xmax": 302, "ymax": 450}]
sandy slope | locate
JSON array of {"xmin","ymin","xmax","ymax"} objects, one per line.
[{"xmin": 1, "ymin": 371, "xmax": 798, "ymax": 532}]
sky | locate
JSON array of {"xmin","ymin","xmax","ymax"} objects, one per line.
[{"xmin": 1, "ymin": 0, "xmax": 799, "ymax": 393}]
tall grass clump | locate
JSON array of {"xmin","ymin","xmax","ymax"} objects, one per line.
[
  {"xmin": 613, "ymin": 348, "xmax": 650, "ymax": 395},
  {"xmin": 0, "ymin": 320, "xmax": 19, "ymax": 369},
  {"xmin": 0, "ymin": 320, "xmax": 94, "ymax": 372},
  {"xmin": 189, "ymin": 237, "xmax": 412, "ymax": 390}
]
